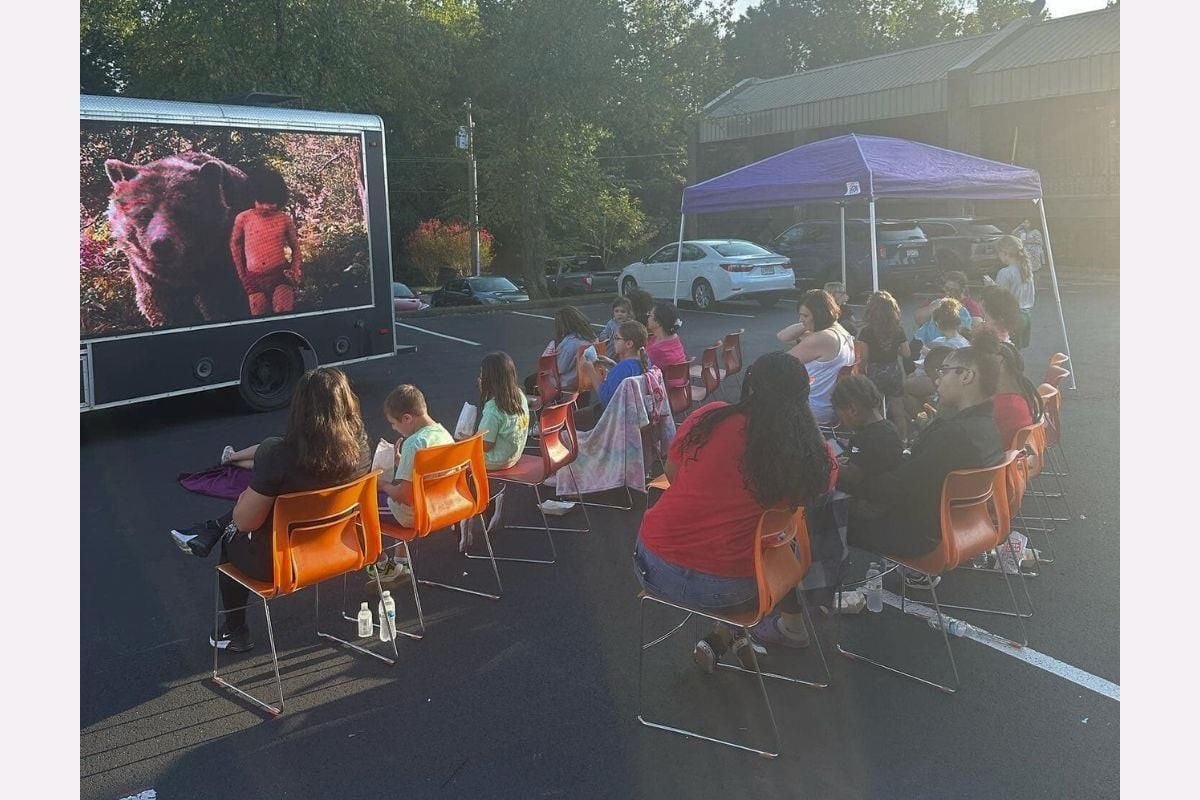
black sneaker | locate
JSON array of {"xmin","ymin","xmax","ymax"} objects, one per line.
[
  {"xmin": 209, "ymin": 624, "xmax": 255, "ymax": 652},
  {"xmin": 692, "ymin": 624, "xmax": 734, "ymax": 674},
  {"xmin": 171, "ymin": 521, "xmax": 224, "ymax": 557},
  {"xmin": 903, "ymin": 572, "xmax": 941, "ymax": 591},
  {"xmin": 732, "ymin": 634, "xmax": 768, "ymax": 669}
]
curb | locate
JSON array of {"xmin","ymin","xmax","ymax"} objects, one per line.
[{"xmin": 400, "ymin": 293, "xmax": 618, "ymax": 319}]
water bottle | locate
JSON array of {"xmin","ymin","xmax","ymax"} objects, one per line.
[
  {"xmin": 378, "ymin": 591, "xmax": 397, "ymax": 642},
  {"xmin": 865, "ymin": 562, "xmax": 883, "ymax": 613},
  {"xmin": 928, "ymin": 614, "xmax": 971, "ymax": 637},
  {"xmin": 356, "ymin": 602, "xmax": 373, "ymax": 638}
]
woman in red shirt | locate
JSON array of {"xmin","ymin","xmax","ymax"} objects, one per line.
[
  {"xmin": 974, "ymin": 327, "xmax": 1043, "ymax": 447},
  {"xmin": 634, "ymin": 352, "xmax": 838, "ymax": 670}
]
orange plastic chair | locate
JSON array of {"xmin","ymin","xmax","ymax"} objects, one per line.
[
  {"xmin": 837, "ymin": 452, "xmax": 1023, "ymax": 693},
  {"xmin": 1049, "ymin": 352, "xmax": 1069, "ymax": 368},
  {"xmin": 690, "ymin": 343, "xmax": 722, "ymax": 405},
  {"xmin": 1043, "ymin": 364, "xmax": 1071, "ymax": 390},
  {"xmin": 486, "ymin": 398, "xmax": 591, "ymax": 563},
  {"xmin": 637, "ymin": 507, "xmax": 829, "ymax": 758},
  {"xmin": 376, "ymin": 434, "xmax": 501, "ymax": 639},
  {"xmin": 213, "ymin": 470, "xmax": 388, "ymax": 716},
  {"xmin": 534, "ymin": 352, "xmax": 562, "ymax": 408},
  {"xmin": 664, "ymin": 359, "xmax": 694, "ymax": 417},
  {"xmin": 1035, "ymin": 382, "xmax": 1073, "ymax": 517},
  {"xmin": 575, "ymin": 340, "xmax": 606, "ymax": 393},
  {"xmin": 721, "ymin": 329, "xmax": 746, "ymax": 392}
]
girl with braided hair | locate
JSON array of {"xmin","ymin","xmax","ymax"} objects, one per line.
[{"xmin": 633, "ymin": 352, "xmax": 839, "ymax": 668}]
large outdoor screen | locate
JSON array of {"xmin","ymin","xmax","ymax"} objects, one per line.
[{"xmin": 81, "ymin": 122, "xmax": 373, "ymax": 338}]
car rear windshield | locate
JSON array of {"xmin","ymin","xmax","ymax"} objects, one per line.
[
  {"xmin": 968, "ymin": 224, "xmax": 1003, "ymax": 235},
  {"xmin": 470, "ymin": 277, "xmax": 519, "ymax": 292},
  {"xmin": 878, "ymin": 223, "xmax": 927, "ymax": 243},
  {"xmin": 393, "ymin": 284, "xmax": 414, "ymax": 298},
  {"xmin": 711, "ymin": 242, "xmax": 773, "ymax": 257}
]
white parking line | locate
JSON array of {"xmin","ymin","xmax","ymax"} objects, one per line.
[
  {"xmin": 509, "ymin": 310, "xmax": 605, "ymax": 329},
  {"xmin": 394, "ymin": 321, "xmax": 480, "ymax": 346},
  {"xmin": 882, "ymin": 590, "xmax": 1120, "ymax": 702}
]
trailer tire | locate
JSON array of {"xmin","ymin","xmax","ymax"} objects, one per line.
[{"xmin": 239, "ymin": 336, "xmax": 305, "ymax": 412}]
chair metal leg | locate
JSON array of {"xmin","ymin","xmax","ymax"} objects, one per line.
[
  {"xmin": 469, "ymin": 483, "xmax": 557, "ymax": 565},
  {"xmin": 635, "ymin": 596, "xmax": 782, "ymax": 758},
  {"xmin": 502, "ymin": 480, "xmax": 589, "ymax": 534},
  {"xmin": 426, "ymin": 515, "xmax": 505, "ymax": 599},
  {"xmin": 836, "ymin": 569, "xmax": 961, "ymax": 694},
  {"xmin": 921, "ymin": 540, "xmax": 1035, "ymax": 632},
  {"xmin": 715, "ymin": 592, "xmax": 831, "ymax": 689},
  {"xmin": 212, "ymin": 591, "xmax": 285, "ymax": 715},
  {"xmin": 211, "ymin": 572, "xmax": 284, "ymax": 716}
]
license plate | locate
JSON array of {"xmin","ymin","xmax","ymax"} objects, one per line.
[
  {"xmin": 906, "ymin": 249, "xmax": 919, "ymax": 260},
  {"xmin": 761, "ymin": 266, "xmax": 775, "ymax": 275}
]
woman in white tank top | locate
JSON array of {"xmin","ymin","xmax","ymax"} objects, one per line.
[{"xmin": 777, "ymin": 289, "xmax": 856, "ymax": 425}]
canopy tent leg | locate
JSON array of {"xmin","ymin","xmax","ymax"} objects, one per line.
[
  {"xmin": 840, "ymin": 204, "xmax": 847, "ymax": 288},
  {"xmin": 868, "ymin": 200, "xmax": 879, "ymax": 294},
  {"xmin": 1036, "ymin": 198, "xmax": 1076, "ymax": 391},
  {"xmin": 671, "ymin": 207, "xmax": 686, "ymax": 305}
]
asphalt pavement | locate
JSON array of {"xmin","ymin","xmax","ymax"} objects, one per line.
[{"xmin": 81, "ymin": 275, "xmax": 1119, "ymax": 800}]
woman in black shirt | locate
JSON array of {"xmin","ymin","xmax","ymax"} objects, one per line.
[{"xmin": 171, "ymin": 367, "xmax": 370, "ymax": 651}]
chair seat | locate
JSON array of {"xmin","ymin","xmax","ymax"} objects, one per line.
[
  {"xmin": 689, "ymin": 365, "xmax": 728, "ymax": 380},
  {"xmin": 218, "ymin": 563, "xmax": 278, "ymax": 599},
  {"xmin": 489, "ymin": 454, "xmax": 549, "ymax": 485},
  {"xmin": 638, "ymin": 589, "xmax": 762, "ymax": 628},
  {"xmin": 647, "ymin": 473, "xmax": 671, "ymax": 492},
  {"xmin": 379, "ymin": 519, "xmax": 418, "ymax": 542},
  {"xmin": 690, "ymin": 385, "xmax": 709, "ymax": 402}
]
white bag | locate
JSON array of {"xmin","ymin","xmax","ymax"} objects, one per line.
[
  {"xmin": 455, "ymin": 402, "xmax": 479, "ymax": 439},
  {"xmin": 371, "ymin": 438, "xmax": 395, "ymax": 481},
  {"xmin": 995, "ymin": 532, "xmax": 1029, "ymax": 574}
]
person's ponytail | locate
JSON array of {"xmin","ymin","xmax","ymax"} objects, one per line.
[{"xmin": 637, "ymin": 347, "xmax": 650, "ymax": 373}]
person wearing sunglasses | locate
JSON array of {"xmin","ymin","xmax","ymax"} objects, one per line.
[{"xmin": 837, "ymin": 343, "xmax": 1004, "ymax": 581}]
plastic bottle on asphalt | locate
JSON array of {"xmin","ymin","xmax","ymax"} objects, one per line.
[
  {"xmin": 378, "ymin": 591, "xmax": 397, "ymax": 642},
  {"xmin": 865, "ymin": 562, "xmax": 882, "ymax": 613},
  {"xmin": 928, "ymin": 614, "xmax": 972, "ymax": 637},
  {"xmin": 357, "ymin": 602, "xmax": 373, "ymax": 638}
]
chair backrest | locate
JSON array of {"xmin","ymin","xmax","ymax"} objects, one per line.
[
  {"xmin": 664, "ymin": 359, "xmax": 694, "ymax": 416},
  {"xmin": 1037, "ymin": 383, "xmax": 1062, "ymax": 448},
  {"xmin": 1008, "ymin": 420, "xmax": 1045, "ymax": 480},
  {"xmin": 698, "ymin": 343, "xmax": 722, "ymax": 399},
  {"xmin": 536, "ymin": 352, "xmax": 562, "ymax": 405},
  {"xmin": 933, "ymin": 452, "xmax": 1016, "ymax": 571},
  {"xmin": 751, "ymin": 507, "xmax": 813, "ymax": 622},
  {"xmin": 721, "ymin": 329, "xmax": 745, "ymax": 378},
  {"xmin": 1049, "ymin": 352, "xmax": 1069, "ymax": 367},
  {"xmin": 851, "ymin": 339, "xmax": 867, "ymax": 377},
  {"xmin": 1043, "ymin": 364, "xmax": 1071, "ymax": 390},
  {"xmin": 1005, "ymin": 448, "xmax": 1029, "ymax": 516},
  {"xmin": 271, "ymin": 470, "xmax": 383, "ymax": 595},
  {"xmin": 575, "ymin": 341, "xmax": 605, "ymax": 392},
  {"xmin": 538, "ymin": 398, "xmax": 580, "ymax": 475},
  {"xmin": 411, "ymin": 434, "xmax": 491, "ymax": 538}
]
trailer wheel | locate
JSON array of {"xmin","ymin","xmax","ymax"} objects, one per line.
[{"xmin": 239, "ymin": 337, "xmax": 304, "ymax": 412}]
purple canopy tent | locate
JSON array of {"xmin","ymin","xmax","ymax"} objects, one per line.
[{"xmin": 670, "ymin": 134, "xmax": 1073, "ymax": 387}]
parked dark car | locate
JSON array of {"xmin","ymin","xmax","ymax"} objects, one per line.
[
  {"xmin": 429, "ymin": 276, "xmax": 530, "ymax": 307},
  {"xmin": 544, "ymin": 255, "xmax": 622, "ymax": 296},
  {"xmin": 771, "ymin": 219, "xmax": 938, "ymax": 297},
  {"xmin": 392, "ymin": 282, "xmax": 429, "ymax": 314},
  {"xmin": 912, "ymin": 218, "xmax": 1003, "ymax": 281}
]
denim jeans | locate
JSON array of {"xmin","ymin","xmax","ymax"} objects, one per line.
[{"xmin": 633, "ymin": 538, "xmax": 758, "ymax": 614}]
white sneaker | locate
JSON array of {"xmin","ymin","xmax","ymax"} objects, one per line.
[{"xmin": 220, "ymin": 445, "xmax": 235, "ymax": 465}]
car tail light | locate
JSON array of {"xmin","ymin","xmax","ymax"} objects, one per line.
[
  {"xmin": 720, "ymin": 263, "xmax": 753, "ymax": 273},
  {"xmin": 779, "ymin": 259, "xmax": 792, "ymax": 270},
  {"xmin": 584, "ymin": 275, "xmax": 593, "ymax": 288},
  {"xmin": 877, "ymin": 245, "xmax": 887, "ymax": 260}
]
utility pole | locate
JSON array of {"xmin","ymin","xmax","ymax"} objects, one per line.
[{"xmin": 465, "ymin": 98, "xmax": 481, "ymax": 277}]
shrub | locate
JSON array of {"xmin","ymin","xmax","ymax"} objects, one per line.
[{"xmin": 405, "ymin": 219, "xmax": 494, "ymax": 285}]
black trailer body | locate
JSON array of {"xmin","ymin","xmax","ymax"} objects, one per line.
[{"xmin": 80, "ymin": 95, "xmax": 399, "ymax": 411}]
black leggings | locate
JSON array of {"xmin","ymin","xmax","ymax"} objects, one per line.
[
  {"xmin": 845, "ymin": 499, "xmax": 938, "ymax": 559},
  {"xmin": 215, "ymin": 513, "xmax": 274, "ymax": 630}
]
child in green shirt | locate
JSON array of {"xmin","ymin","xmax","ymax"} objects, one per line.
[{"xmin": 470, "ymin": 352, "xmax": 530, "ymax": 471}]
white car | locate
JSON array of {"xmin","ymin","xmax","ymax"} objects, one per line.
[{"xmin": 618, "ymin": 240, "xmax": 794, "ymax": 310}]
